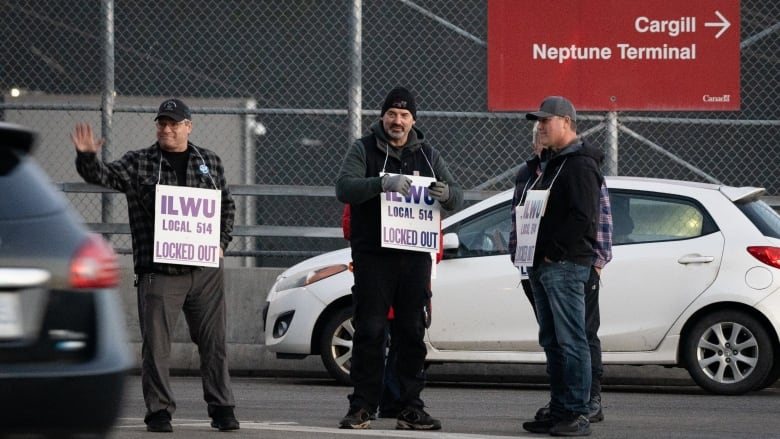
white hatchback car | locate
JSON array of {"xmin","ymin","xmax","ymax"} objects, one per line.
[{"xmin": 263, "ymin": 176, "xmax": 780, "ymax": 395}]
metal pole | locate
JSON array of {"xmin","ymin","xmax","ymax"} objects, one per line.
[
  {"xmin": 101, "ymin": 0, "xmax": 115, "ymax": 224},
  {"xmin": 347, "ymin": 0, "xmax": 362, "ymax": 143},
  {"xmin": 606, "ymin": 111, "xmax": 618, "ymax": 176},
  {"xmin": 243, "ymin": 99, "xmax": 258, "ymax": 267}
]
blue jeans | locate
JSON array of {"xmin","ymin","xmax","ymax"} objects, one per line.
[{"xmin": 528, "ymin": 261, "xmax": 591, "ymax": 419}]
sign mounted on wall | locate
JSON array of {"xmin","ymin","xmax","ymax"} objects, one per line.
[{"xmin": 487, "ymin": 0, "xmax": 741, "ymax": 111}]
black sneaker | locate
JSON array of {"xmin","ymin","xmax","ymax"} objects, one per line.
[
  {"xmin": 588, "ymin": 395, "xmax": 604, "ymax": 423},
  {"xmin": 534, "ymin": 402, "xmax": 551, "ymax": 421},
  {"xmin": 210, "ymin": 406, "xmax": 240, "ymax": 431},
  {"xmin": 145, "ymin": 410, "xmax": 173, "ymax": 433},
  {"xmin": 550, "ymin": 414, "xmax": 591, "ymax": 437},
  {"xmin": 396, "ymin": 406, "xmax": 442, "ymax": 430},
  {"xmin": 523, "ymin": 416, "xmax": 558, "ymax": 434},
  {"xmin": 339, "ymin": 407, "xmax": 371, "ymax": 429}
]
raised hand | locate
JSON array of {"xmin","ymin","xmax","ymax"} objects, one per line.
[{"xmin": 70, "ymin": 123, "xmax": 105, "ymax": 153}]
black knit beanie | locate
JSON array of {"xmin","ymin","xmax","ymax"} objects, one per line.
[{"xmin": 381, "ymin": 87, "xmax": 417, "ymax": 120}]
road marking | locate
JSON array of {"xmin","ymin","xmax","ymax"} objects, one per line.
[{"xmin": 116, "ymin": 417, "xmax": 529, "ymax": 438}]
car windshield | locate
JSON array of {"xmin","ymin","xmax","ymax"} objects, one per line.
[{"xmin": 736, "ymin": 200, "xmax": 780, "ymax": 240}]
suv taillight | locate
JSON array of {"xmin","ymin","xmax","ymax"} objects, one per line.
[
  {"xmin": 747, "ymin": 246, "xmax": 780, "ymax": 269},
  {"xmin": 70, "ymin": 234, "xmax": 120, "ymax": 288}
]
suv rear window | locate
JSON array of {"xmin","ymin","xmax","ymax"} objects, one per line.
[{"xmin": 0, "ymin": 151, "xmax": 66, "ymax": 219}]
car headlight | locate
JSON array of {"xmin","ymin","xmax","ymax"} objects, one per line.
[{"xmin": 274, "ymin": 264, "xmax": 349, "ymax": 292}]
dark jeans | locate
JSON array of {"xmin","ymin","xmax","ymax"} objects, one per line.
[
  {"xmin": 527, "ymin": 261, "xmax": 591, "ymax": 418},
  {"xmin": 348, "ymin": 251, "xmax": 431, "ymax": 412},
  {"xmin": 522, "ymin": 266, "xmax": 602, "ymax": 397}
]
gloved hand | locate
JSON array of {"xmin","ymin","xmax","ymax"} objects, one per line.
[
  {"xmin": 382, "ymin": 174, "xmax": 412, "ymax": 197},
  {"xmin": 428, "ymin": 181, "xmax": 450, "ymax": 202}
]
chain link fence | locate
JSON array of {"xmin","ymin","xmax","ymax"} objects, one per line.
[{"xmin": 2, "ymin": 0, "xmax": 778, "ymax": 267}]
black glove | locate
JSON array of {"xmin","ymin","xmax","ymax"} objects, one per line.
[
  {"xmin": 428, "ymin": 181, "xmax": 450, "ymax": 202},
  {"xmin": 382, "ymin": 174, "xmax": 412, "ymax": 197}
]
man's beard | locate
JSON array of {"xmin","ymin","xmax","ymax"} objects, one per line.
[{"xmin": 387, "ymin": 127, "xmax": 405, "ymax": 140}]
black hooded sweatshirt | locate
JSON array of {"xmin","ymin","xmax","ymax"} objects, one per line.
[{"xmin": 530, "ymin": 140, "xmax": 604, "ymax": 267}]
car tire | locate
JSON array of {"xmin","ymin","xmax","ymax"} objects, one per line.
[
  {"xmin": 318, "ymin": 307, "xmax": 354, "ymax": 386},
  {"xmin": 682, "ymin": 310, "xmax": 774, "ymax": 395},
  {"xmin": 753, "ymin": 352, "xmax": 780, "ymax": 391}
]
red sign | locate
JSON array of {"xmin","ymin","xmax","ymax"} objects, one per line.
[{"xmin": 487, "ymin": 0, "xmax": 741, "ymax": 111}]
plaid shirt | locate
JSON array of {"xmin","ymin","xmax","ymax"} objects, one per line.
[
  {"xmin": 593, "ymin": 182, "xmax": 613, "ymax": 268},
  {"xmin": 76, "ymin": 142, "xmax": 235, "ymax": 274}
]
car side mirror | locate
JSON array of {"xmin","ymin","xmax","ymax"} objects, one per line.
[{"xmin": 442, "ymin": 232, "xmax": 459, "ymax": 250}]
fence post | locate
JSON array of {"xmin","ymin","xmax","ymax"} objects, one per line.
[
  {"xmin": 100, "ymin": 0, "xmax": 116, "ymax": 224},
  {"xmin": 606, "ymin": 111, "xmax": 618, "ymax": 176},
  {"xmin": 348, "ymin": 0, "xmax": 363, "ymax": 143}
]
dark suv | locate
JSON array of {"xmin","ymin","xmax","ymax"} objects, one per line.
[{"xmin": 0, "ymin": 122, "xmax": 133, "ymax": 436}]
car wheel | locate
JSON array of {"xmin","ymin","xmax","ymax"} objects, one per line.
[
  {"xmin": 753, "ymin": 351, "xmax": 780, "ymax": 391},
  {"xmin": 318, "ymin": 307, "xmax": 354, "ymax": 386},
  {"xmin": 683, "ymin": 310, "xmax": 774, "ymax": 395}
]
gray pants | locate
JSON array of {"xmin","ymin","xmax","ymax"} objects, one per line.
[{"xmin": 136, "ymin": 261, "xmax": 235, "ymax": 418}]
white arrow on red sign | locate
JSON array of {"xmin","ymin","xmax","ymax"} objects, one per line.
[{"xmin": 704, "ymin": 10, "xmax": 731, "ymax": 39}]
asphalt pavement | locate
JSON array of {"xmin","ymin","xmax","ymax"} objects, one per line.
[{"xmin": 101, "ymin": 373, "xmax": 780, "ymax": 439}]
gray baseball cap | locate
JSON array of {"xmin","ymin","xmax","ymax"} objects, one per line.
[{"xmin": 526, "ymin": 96, "xmax": 577, "ymax": 121}]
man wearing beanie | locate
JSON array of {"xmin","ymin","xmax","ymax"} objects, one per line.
[{"xmin": 335, "ymin": 86, "xmax": 463, "ymax": 430}]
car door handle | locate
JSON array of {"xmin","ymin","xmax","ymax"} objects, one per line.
[{"xmin": 678, "ymin": 254, "xmax": 715, "ymax": 264}]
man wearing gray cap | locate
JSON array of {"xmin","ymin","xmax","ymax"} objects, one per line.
[{"xmin": 519, "ymin": 96, "xmax": 605, "ymax": 436}]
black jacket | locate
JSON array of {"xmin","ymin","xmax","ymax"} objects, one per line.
[
  {"xmin": 335, "ymin": 120, "xmax": 463, "ymax": 253},
  {"xmin": 531, "ymin": 140, "xmax": 603, "ymax": 267}
]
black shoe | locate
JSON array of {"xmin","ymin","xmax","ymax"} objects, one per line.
[
  {"xmin": 523, "ymin": 416, "xmax": 558, "ymax": 434},
  {"xmin": 534, "ymin": 402, "xmax": 551, "ymax": 421},
  {"xmin": 550, "ymin": 414, "xmax": 591, "ymax": 437},
  {"xmin": 210, "ymin": 406, "xmax": 240, "ymax": 431},
  {"xmin": 588, "ymin": 395, "xmax": 604, "ymax": 423},
  {"xmin": 339, "ymin": 407, "xmax": 371, "ymax": 429},
  {"xmin": 396, "ymin": 406, "xmax": 442, "ymax": 430},
  {"xmin": 145, "ymin": 410, "xmax": 173, "ymax": 433}
]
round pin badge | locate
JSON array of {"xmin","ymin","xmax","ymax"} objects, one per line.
[{"xmin": 199, "ymin": 164, "xmax": 210, "ymax": 174}]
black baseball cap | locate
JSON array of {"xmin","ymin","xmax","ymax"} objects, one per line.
[{"xmin": 154, "ymin": 98, "xmax": 191, "ymax": 122}]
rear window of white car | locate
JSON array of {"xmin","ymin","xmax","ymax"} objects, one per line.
[
  {"xmin": 609, "ymin": 190, "xmax": 718, "ymax": 245},
  {"xmin": 737, "ymin": 200, "xmax": 780, "ymax": 240}
]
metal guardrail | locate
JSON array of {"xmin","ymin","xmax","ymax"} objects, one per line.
[
  {"xmin": 55, "ymin": 183, "xmax": 503, "ymax": 257},
  {"xmin": 55, "ymin": 183, "xmax": 780, "ymax": 237}
]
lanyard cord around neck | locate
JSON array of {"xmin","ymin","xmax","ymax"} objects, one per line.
[
  {"xmin": 532, "ymin": 158, "xmax": 567, "ymax": 192},
  {"xmin": 519, "ymin": 170, "xmax": 544, "ymax": 206},
  {"xmin": 380, "ymin": 142, "xmax": 436, "ymax": 180},
  {"xmin": 157, "ymin": 144, "xmax": 218, "ymax": 190}
]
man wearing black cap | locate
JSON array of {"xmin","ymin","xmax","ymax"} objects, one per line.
[
  {"xmin": 519, "ymin": 96, "xmax": 605, "ymax": 436},
  {"xmin": 335, "ymin": 86, "xmax": 463, "ymax": 430},
  {"xmin": 70, "ymin": 98, "xmax": 240, "ymax": 433}
]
